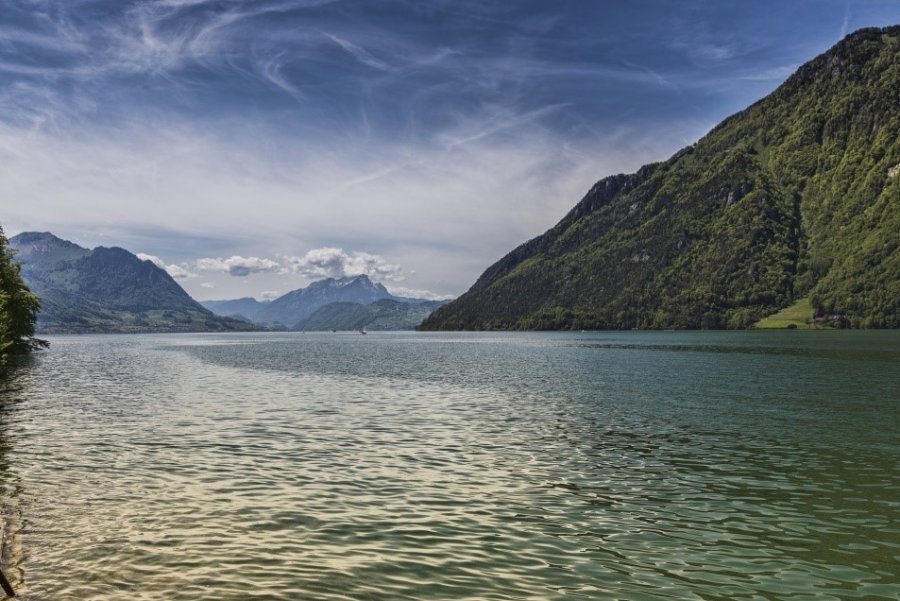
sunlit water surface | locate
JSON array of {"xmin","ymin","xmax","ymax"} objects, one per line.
[{"xmin": 0, "ymin": 331, "xmax": 897, "ymax": 600}]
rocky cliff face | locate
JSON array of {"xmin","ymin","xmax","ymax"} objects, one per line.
[{"xmin": 422, "ymin": 27, "xmax": 900, "ymax": 330}]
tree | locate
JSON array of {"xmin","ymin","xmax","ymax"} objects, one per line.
[{"xmin": 0, "ymin": 226, "xmax": 47, "ymax": 363}]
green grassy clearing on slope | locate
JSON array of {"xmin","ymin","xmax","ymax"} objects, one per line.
[{"xmin": 754, "ymin": 297, "xmax": 816, "ymax": 329}]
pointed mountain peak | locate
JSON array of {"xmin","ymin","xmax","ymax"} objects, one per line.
[
  {"xmin": 337, "ymin": 274, "xmax": 374, "ymax": 286},
  {"xmin": 9, "ymin": 231, "xmax": 90, "ymax": 265}
]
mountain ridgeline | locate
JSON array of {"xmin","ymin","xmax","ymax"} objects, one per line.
[
  {"xmin": 10, "ymin": 232, "xmax": 253, "ymax": 333},
  {"xmin": 295, "ymin": 299, "xmax": 446, "ymax": 331},
  {"xmin": 202, "ymin": 275, "xmax": 442, "ymax": 330},
  {"xmin": 200, "ymin": 297, "xmax": 269, "ymax": 323},
  {"xmin": 422, "ymin": 27, "xmax": 900, "ymax": 331},
  {"xmin": 256, "ymin": 275, "xmax": 395, "ymax": 326}
]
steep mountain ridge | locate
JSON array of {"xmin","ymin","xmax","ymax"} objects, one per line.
[
  {"xmin": 422, "ymin": 26, "xmax": 900, "ymax": 330},
  {"xmin": 10, "ymin": 232, "xmax": 253, "ymax": 333}
]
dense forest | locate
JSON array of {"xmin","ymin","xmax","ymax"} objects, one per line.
[
  {"xmin": 423, "ymin": 26, "xmax": 900, "ymax": 331},
  {"xmin": 0, "ymin": 227, "xmax": 45, "ymax": 364}
]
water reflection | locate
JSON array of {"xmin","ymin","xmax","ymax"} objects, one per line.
[
  {"xmin": 0, "ymin": 356, "xmax": 35, "ymax": 597},
  {"xmin": 0, "ymin": 332, "xmax": 898, "ymax": 600}
]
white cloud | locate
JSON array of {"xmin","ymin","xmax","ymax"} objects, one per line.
[
  {"xmin": 282, "ymin": 247, "xmax": 404, "ymax": 281},
  {"xmin": 387, "ymin": 286, "xmax": 454, "ymax": 301},
  {"xmin": 137, "ymin": 252, "xmax": 165, "ymax": 267},
  {"xmin": 200, "ymin": 282, "xmax": 215, "ymax": 289},
  {"xmin": 260, "ymin": 290, "xmax": 280, "ymax": 300},
  {"xmin": 137, "ymin": 252, "xmax": 195, "ymax": 279},
  {"xmin": 165, "ymin": 263, "xmax": 195, "ymax": 280},
  {"xmin": 197, "ymin": 255, "xmax": 280, "ymax": 277}
]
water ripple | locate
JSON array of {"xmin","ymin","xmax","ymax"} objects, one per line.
[{"xmin": 0, "ymin": 331, "xmax": 896, "ymax": 600}]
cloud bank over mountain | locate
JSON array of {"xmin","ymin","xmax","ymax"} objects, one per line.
[{"xmin": 283, "ymin": 248, "xmax": 404, "ymax": 281}]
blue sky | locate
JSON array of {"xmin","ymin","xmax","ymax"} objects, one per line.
[{"xmin": 1, "ymin": 0, "xmax": 898, "ymax": 300}]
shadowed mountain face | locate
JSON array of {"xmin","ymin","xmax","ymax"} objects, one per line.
[
  {"xmin": 9, "ymin": 232, "xmax": 254, "ymax": 334},
  {"xmin": 200, "ymin": 297, "xmax": 269, "ymax": 323},
  {"xmin": 422, "ymin": 27, "xmax": 900, "ymax": 331},
  {"xmin": 256, "ymin": 275, "xmax": 393, "ymax": 326},
  {"xmin": 202, "ymin": 275, "xmax": 445, "ymax": 330},
  {"xmin": 294, "ymin": 299, "xmax": 447, "ymax": 331}
]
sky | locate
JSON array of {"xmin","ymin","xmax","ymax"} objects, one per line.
[{"xmin": 1, "ymin": 1, "xmax": 898, "ymax": 301}]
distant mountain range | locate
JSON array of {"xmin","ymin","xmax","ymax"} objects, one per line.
[
  {"xmin": 202, "ymin": 275, "xmax": 444, "ymax": 330},
  {"xmin": 423, "ymin": 26, "xmax": 900, "ymax": 330},
  {"xmin": 9, "ymin": 232, "xmax": 253, "ymax": 334},
  {"xmin": 9, "ymin": 232, "xmax": 445, "ymax": 333},
  {"xmin": 200, "ymin": 297, "xmax": 269, "ymax": 323},
  {"xmin": 295, "ymin": 298, "xmax": 447, "ymax": 331}
]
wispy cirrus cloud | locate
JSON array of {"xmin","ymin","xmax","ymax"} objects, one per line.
[
  {"xmin": 841, "ymin": 1, "xmax": 853, "ymax": 38},
  {"xmin": 323, "ymin": 32, "xmax": 391, "ymax": 71}
]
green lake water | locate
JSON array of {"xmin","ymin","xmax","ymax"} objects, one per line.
[{"xmin": 0, "ymin": 331, "xmax": 897, "ymax": 599}]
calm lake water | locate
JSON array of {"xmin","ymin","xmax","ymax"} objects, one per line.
[{"xmin": 0, "ymin": 331, "xmax": 897, "ymax": 600}]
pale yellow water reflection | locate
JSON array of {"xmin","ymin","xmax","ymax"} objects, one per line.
[{"xmin": 0, "ymin": 331, "xmax": 897, "ymax": 600}]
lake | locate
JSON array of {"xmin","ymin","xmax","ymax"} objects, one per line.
[{"xmin": 0, "ymin": 331, "xmax": 898, "ymax": 600}]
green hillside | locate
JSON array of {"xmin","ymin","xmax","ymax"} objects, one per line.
[{"xmin": 422, "ymin": 27, "xmax": 900, "ymax": 331}]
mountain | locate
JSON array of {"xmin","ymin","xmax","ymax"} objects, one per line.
[
  {"xmin": 9, "ymin": 232, "xmax": 254, "ymax": 333},
  {"xmin": 422, "ymin": 27, "xmax": 900, "ymax": 331},
  {"xmin": 295, "ymin": 299, "xmax": 447, "ymax": 331},
  {"xmin": 202, "ymin": 275, "xmax": 444, "ymax": 329},
  {"xmin": 201, "ymin": 297, "xmax": 269, "ymax": 322},
  {"xmin": 245, "ymin": 275, "xmax": 394, "ymax": 327}
]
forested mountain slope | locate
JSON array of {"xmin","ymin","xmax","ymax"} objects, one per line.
[{"xmin": 422, "ymin": 27, "xmax": 900, "ymax": 330}]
